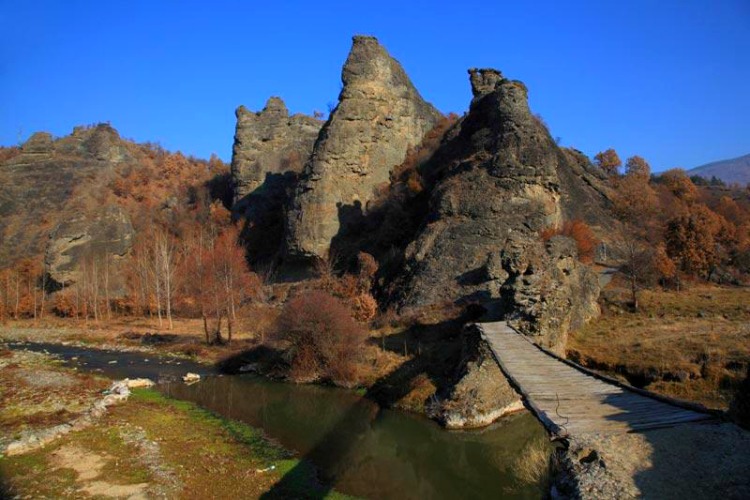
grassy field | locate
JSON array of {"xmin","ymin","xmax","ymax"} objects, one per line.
[{"xmin": 568, "ymin": 282, "xmax": 750, "ymax": 410}]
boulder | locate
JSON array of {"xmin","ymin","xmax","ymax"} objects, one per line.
[
  {"xmin": 285, "ymin": 35, "xmax": 442, "ymax": 264},
  {"xmin": 441, "ymin": 324, "xmax": 524, "ymax": 428}
]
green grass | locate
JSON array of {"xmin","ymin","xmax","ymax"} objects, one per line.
[{"xmin": 130, "ymin": 388, "xmax": 356, "ymax": 499}]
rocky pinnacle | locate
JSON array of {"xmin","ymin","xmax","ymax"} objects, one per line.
[{"xmin": 285, "ymin": 35, "xmax": 442, "ymax": 262}]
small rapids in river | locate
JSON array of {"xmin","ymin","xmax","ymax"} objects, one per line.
[{"xmin": 9, "ymin": 341, "xmax": 549, "ymax": 499}]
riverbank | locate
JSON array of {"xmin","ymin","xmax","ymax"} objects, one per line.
[
  {"xmin": 1, "ymin": 341, "xmax": 553, "ymax": 498},
  {"xmin": 552, "ymin": 420, "xmax": 750, "ymax": 499},
  {"xmin": 0, "ymin": 347, "xmax": 349, "ymax": 498},
  {"xmin": 0, "ymin": 310, "xmax": 467, "ymax": 419}
]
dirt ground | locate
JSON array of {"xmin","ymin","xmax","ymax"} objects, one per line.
[{"xmin": 559, "ymin": 421, "xmax": 750, "ymax": 499}]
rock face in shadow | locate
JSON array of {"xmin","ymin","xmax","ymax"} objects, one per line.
[
  {"xmin": 45, "ymin": 205, "xmax": 134, "ymax": 293},
  {"xmin": 230, "ymin": 98, "xmax": 322, "ymax": 264},
  {"xmin": 397, "ymin": 69, "xmax": 602, "ymax": 350},
  {"xmin": 0, "ymin": 124, "xmax": 134, "ymax": 272},
  {"xmin": 285, "ymin": 35, "xmax": 442, "ymax": 264}
]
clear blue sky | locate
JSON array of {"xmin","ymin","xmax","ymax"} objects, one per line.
[{"xmin": 1, "ymin": 0, "xmax": 748, "ymax": 171}]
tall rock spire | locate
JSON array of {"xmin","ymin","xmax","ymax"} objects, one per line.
[{"xmin": 285, "ymin": 35, "xmax": 442, "ymax": 262}]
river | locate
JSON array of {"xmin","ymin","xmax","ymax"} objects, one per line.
[{"xmin": 9, "ymin": 341, "xmax": 548, "ymax": 499}]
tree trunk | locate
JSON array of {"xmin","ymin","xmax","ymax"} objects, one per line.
[
  {"xmin": 227, "ymin": 312, "xmax": 233, "ymax": 345},
  {"xmin": 14, "ymin": 272, "xmax": 20, "ymax": 319},
  {"xmin": 214, "ymin": 313, "xmax": 223, "ymax": 345}
]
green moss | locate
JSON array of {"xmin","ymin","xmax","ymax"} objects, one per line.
[
  {"xmin": 129, "ymin": 388, "xmax": 356, "ymax": 498},
  {"xmin": 132, "ymin": 388, "xmax": 289, "ymax": 463}
]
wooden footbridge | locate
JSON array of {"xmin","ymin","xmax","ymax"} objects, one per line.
[{"xmin": 478, "ymin": 322, "xmax": 718, "ymax": 436}]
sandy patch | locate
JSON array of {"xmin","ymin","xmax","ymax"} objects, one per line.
[{"xmin": 51, "ymin": 444, "xmax": 150, "ymax": 499}]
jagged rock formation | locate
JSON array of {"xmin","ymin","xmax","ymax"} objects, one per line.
[
  {"xmin": 231, "ymin": 97, "xmax": 322, "ymax": 203},
  {"xmin": 499, "ymin": 236, "xmax": 601, "ymax": 350},
  {"xmin": 45, "ymin": 205, "xmax": 134, "ymax": 292},
  {"xmin": 397, "ymin": 69, "xmax": 603, "ymax": 350},
  {"xmin": 285, "ymin": 35, "xmax": 442, "ymax": 263},
  {"xmin": 230, "ymin": 98, "xmax": 322, "ymax": 263}
]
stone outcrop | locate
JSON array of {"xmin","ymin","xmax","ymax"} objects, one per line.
[
  {"xmin": 397, "ymin": 69, "xmax": 602, "ymax": 350},
  {"xmin": 230, "ymin": 98, "xmax": 322, "ymax": 263},
  {"xmin": 440, "ymin": 324, "xmax": 523, "ymax": 428},
  {"xmin": 45, "ymin": 205, "xmax": 134, "ymax": 293},
  {"xmin": 499, "ymin": 236, "xmax": 601, "ymax": 350},
  {"xmin": 285, "ymin": 35, "xmax": 442, "ymax": 263},
  {"xmin": 231, "ymin": 97, "xmax": 322, "ymax": 203}
]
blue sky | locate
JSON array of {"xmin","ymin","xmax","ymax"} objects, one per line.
[{"xmin": 1, "ymin": 0, "xmax": 748, "ymax": 171}]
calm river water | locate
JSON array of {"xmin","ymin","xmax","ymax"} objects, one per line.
[{"xmin": 10, "ymin": 341, "xmax": 548, "ymax": 499}]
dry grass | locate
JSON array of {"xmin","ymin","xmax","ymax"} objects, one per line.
[
  {"xmin": 512, "ymin": 436, "xmax": 552, "ymax": 485},
  {"xmin": 568, "ymin": 284, "xmax": 750, "ymax": 409},
  {"xmin": 0, "ymin": 311, "xmax": 278, "ymax": 364}
]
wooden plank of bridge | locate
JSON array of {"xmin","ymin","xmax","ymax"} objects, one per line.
[{"xmin": 479, "ymin": 322, "xmax": 716, "ymax": 436}]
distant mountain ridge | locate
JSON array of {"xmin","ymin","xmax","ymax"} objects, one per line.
[{"xmin": 690, "ymin": 153, "xmax": 750, "ymax": 186}]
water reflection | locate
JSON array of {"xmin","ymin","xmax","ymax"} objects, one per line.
[{"xmin": 165, "ymin": 376, "xmax": 546, "ymax": 499}]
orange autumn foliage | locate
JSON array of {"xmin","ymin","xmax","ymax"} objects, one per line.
[{"xmin": 541, "ymin": 220, "xmax": 598, "ymax": 263}]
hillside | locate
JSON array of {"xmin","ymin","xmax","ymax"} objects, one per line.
[
  {"xmin": 0, "ymin": 124, "xmax": 228, "ymax": 293},
  {"xmin": 690, "ymin": 153, "xmax": 750, "ymax": 186}
]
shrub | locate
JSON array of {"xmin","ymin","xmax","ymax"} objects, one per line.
[
  {"xmin": 53, "ymin": 288, "xmax": 79, "ymax": 317},
  {"xmin": 274, "ymin": 290, "xmax": 366, "ymax": 386},
  {"xmin": 351, "ymin": 293, "xmax": 378, "ymax": 323},
  {"xmin": 541, "ymin": 220, "xmax": 597, "ymax": 263}
]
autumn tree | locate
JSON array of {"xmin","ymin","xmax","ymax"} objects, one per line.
[
  {"xmin": 124, "ymin": 226, "xmax": 179, "ymax": 328},
  {"xmin": 665, "ymin": 205, "xmax": 734, "ymax": 281},
  {"xmin": 541, "ymin": 220, "xmax": 598, "ymax": 263},
  {"xmin": 207, "ymin": 226, "xmax": 261, "ymax": 343},
  {"xmin": 652, "ymin": 243, "xmax": 677, "ymax": 288},
  {"xmin": 594, "ymin": 148, "xmax": 622, "ymax": 176},
  {"xmin": 616, "ymin": 235, "xmax": 656, "ymax": 311},
  {"xmin": 658, "ymin": 169, "xmax": 699, "ymax": 205},
  {"xmin": 624, "ymin": 155, "xmax": 651, "ymax": 179},
  {"xmin": 180, "ymin": 224, "xmax": 260, "ymax": 344},
  {"xmin": 1, "ymin": 258, "xmax": 48, "ymax": 320},
  {"xmin": 612, "ymin": 165, "xmax": 659, "ymax": 235}
]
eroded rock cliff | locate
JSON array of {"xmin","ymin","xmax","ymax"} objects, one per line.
[
  {"xmin": 230, "ymin": 97, "xmax": 322, "ymax": 263},
  {"xmin": 45, "ymin": 205, "xmax": 134, "ymax": 293},
  {"xmin": 285, "ymin": 35, "xmax": 442, "ymax": 264},
  {"xmin": 397, "ymin": 69, "xmax": 602, "ymax": 350}
]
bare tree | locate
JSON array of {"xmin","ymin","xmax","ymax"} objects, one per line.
[{"xmin": 615, "ymin": 234, "xmax": 655, "ymax": 311}]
